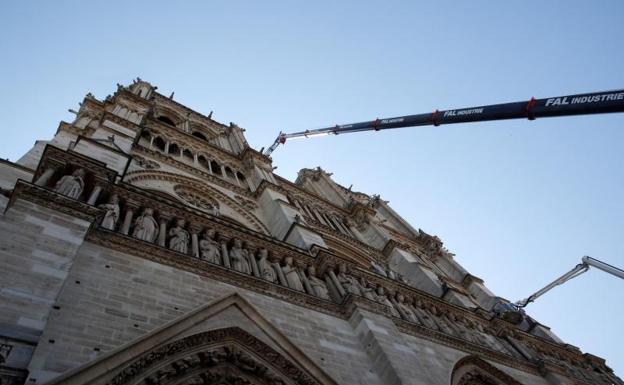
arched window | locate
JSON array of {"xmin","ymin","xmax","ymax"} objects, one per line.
[
  {"xmin": 140, "ymin": 130, "xmax": 151, "ymax": 140},
  {"xmin": 153, "ymin": 137, "xmax": 166, "ymax": 152},
  {"xmin": 210, "ymin": 160, "xmax": 222, "ymax": 176},
  {"xmin": 236, "ymin": 172, "xmax": 246, "ymax": 182},
  {"xmin": 157, "ymin": 115, "xmax": 176, "ymax": 126},
  {"xmin": 168, "ymin": 143, "xmax": 180, "ymax": 156},
  {"xmin": 183, "ymin": 149, "xmax": 194, "ymax": 162},
  {"xmin": 192, "ymin": 131, "xmax": 208, "ymax": 141},
  {"xmin": 224, "ymin": 166, "xmax": 236, "ymax": 179},
  {"xmin": 198, "ymin": 155, "xmax": 210, "ymax": 170}
]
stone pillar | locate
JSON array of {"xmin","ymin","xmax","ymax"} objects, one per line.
[
  {"xmin": 164, "ymin": 142, "xmax": 170, "ymax": 154},
  {"xmin": 120, "ymin": 207, "xmax": 134, "ymax": 235},
  {"xmin": 86, "ymin": 185, "xmax": 103, "ymax": 205},
  {"xmin": 328, "ymin": 270, "xmax": 346, "ymax": 297},
  {"xmin": 149, "ymin": 136, "xmax": 154, "ymax": 149},
  {"xmin": 158, "ymin": 218, "xmax": 168, "ymax": 247},
  {"xmin": 221, "ymin": 241, "xmax": 231, "ymax": 268},
  {"xmin": 193, "ymin": 153, "xmax": 198, "ymax": 166},
  {"xmin": 300, "ymin": 265, "xmax": 313, "ymax": 295},
  {"xmin": 274, "ymin": 261, "xmax": 288, "ymax": 286},
  {"xmin": 34, "ymin": 167, "xmax": 56, "ymax": 187},
  {"xmin": 249, "ymin": 251, "xmax": 260, "ymax": 278},
  {"xmin": 190, "ymin": 225, "xmax": 200, "ymax": 258}
]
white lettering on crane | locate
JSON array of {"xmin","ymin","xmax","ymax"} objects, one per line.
[
  {"xmin": 443, "ymin": 108, "xmax": 484, "ymax": 117},
  {"xmin": 547, "ymin": 92, "xmax": 624, "ymax": 107}
]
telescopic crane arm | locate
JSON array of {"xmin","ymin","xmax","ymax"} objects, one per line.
[
  {"xmin": 264, "ymin": 89, "xmax": 624, "ymax": 156},
  {"xmin": 514, "ymin": 256, "xmax": 624, "ymax": 308}
]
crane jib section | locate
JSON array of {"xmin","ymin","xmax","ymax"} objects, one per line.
[{"xmin": 264, "ymin": 89, "xmax": 624, "ymax": 155}]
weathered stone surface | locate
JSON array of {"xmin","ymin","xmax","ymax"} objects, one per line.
[{"xmin": 0, "ymin": 79, "xmax": 619, "ymax": 385}]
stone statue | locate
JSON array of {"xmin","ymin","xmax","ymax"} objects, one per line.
[
  {"xmin": 132, "ymin": 208, "xmax": 159, "ymax": 243},
  {"xmin": 307, "ymin": 266, "xmax": 329, "ymax": 299},
  {"xmin": 54, "ymin": 168, "xmax": 85, "ymax": 199},
  {"xmin": 395, "ymin": 294, "xmax": 418, "ymax": 323},
  {"xmin": 387, "ymin": 268, "xmax": 408, "ymax": 284},
  {"xmin": 282, "ymin": 257, "xmax": 304, "ymax": 291},
  {"xmin": 336, "ymin": 263, "xmax": 360, "ymax": 295},
  {"xmin": 168, "ymin": 219, "xmax": 190, "ymax": 254},
  {"xmin": 229, "ymin": 238, "xmax": 251, "ymax": 274},
  {"xmin": 98, "ymin": 194, "xmax": 119, "ymax": 230},
  {"xmin": 199, "ymin": 229, "xmax": 221, "ymax": 264},
  {"xmin": 370, "ymin": 260, "xmax": 388, "ymax": 277},
  {"xmin": 257, "ymin": 248, "xmax": 276, "ymax": 283},
  {"xmin": 358, "ymin": 277, "xmax": 376, "ymax": 300},
  {"xmin": 374, "ymin": 286, "xmax": 400, "ymax": 317}
]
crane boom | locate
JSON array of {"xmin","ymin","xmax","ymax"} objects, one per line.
[
  {"xmin": 264, "ymin": 89, "xmax": 624, "ymax": 156},
  {"xmin": 514, "ymin": 256, "xmax": 624, "ymax": 308}
]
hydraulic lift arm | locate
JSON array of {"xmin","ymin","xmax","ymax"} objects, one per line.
[
  {"xmin": 515, "ymin": 256, "xmax": 624, "ymax": 308},
  {"xmin": 264, "ymin": 89, "xmax": 624, "ymax": 156}
]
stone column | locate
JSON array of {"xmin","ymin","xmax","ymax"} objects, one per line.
[
  {"xmin": 158, "ymin": 218, "xmax": 168, "ymax": 247},
  {"xmin": 328, "ymin": 269, "xmax": 346, "ymax": 297},
  {"xmin": 86, "ymin": 185, "xmax": 103, "ymax": 205},
  {"xmin": 149, "ymin": 136, "xmax": 154, "ymax": 149},
  {"xmin": 300, "ymin": 265, "xmax": 313, "ymax": 295},
  {"xmin": 34, "ymin": 167, "xmax": 56, "ymax": 187},
  {"xmin": 274, "ymin": 261, "xmax": 288, "ymax": 286},
  {"xmin": 164, "ymin": 142, "xmax": 170, "ymax": 154},
  {"xmin": 189, "ymin": 224, "xmax": 200, "ymax": 259},
  {"xmin": 249, "ymin": 250, "xmax": 260, "ymax": 278},
  {"xmin": 193, "ymin": 153, "xmax": 198, "ymax": 166},
  {"xmin": 221, "ymin": 240, "xmax": 231, "ymax": 268},
  {"xmin": 120, "ymin": 207, "xmax": 135, "ymax": 235}
]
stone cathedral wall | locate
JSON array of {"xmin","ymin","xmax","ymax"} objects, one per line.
[{"xmin": 0, "ymin": 79, "xmax": 620, "ymax": 385}]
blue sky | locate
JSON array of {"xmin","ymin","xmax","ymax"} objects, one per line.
[{"xmin": 1, "ymin": 0, "xmax": 623, "ymax": 378}]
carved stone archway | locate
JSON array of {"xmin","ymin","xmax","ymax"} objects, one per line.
[
  {"xmin": 82, "ymin": 327, "xmax": 326, "ymax": 385},
  {"xmin": 451, "ymin": 356, "xmax": 524, "ymax": 385}
]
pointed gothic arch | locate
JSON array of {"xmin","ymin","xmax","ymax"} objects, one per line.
[
  {"xmin": 104, "ymin": 327, "xmax": 324, "ymax": 385},
  {"xmin": 124, "ymin": 170, "xmax": 270, "ymax": 234},
  {"xmin": 451, "ymin": 356, "xmax": 524, "ymax": 385}
]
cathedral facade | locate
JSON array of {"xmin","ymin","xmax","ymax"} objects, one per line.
[{"xmin": 0, "ymin": 79, "xmax": 620, "ymax": 385}]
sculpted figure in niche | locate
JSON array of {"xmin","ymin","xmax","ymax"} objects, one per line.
[
  {"xmin": 307, "ymin": 266, "xmax": 329, "ymax": 299},
  {"xmin": 358, "ymin": 277, "xmax": 376, "ymax": 300},
  {"xmin": 229, "ymin": 238, "xmax": 251, "ymax": 274},
  {"xmin": 54, "ymin": 168, "xmax": 85, "ymax": 199},
  {"xmin": 374, "ymin": 286, "xmax": 400, "ymax": 317},
  {"xmin": 337, "ymin": 263, "xmax": 360, "ymax": 295},
  {"xmin": 199, "ymin": 229, "xmax": 221, "ymax": 264},
  {"xmin": 98, "ymin": 194, "xmax": 119, "ymax": 230},
  {"xmin": 169, "ymin": 219, "xmax": 190, "ymax": 254},
  {"xmin": 257, "ymin": 248, "xmax": 276, "ymax": 283},
  {"xmin": 370, "ymin": 260, "xmax": 388, "ymax": 277},
  {"xmin": 395, "ymin": 294, "xmax": 419, "ymax": 323},
  {"xmin": 132, "ymin": 208, "xmax": 159, "ymax": 243},
  {"xmin": 282, "ymin": 257, "xmax": 304, "ymax": 291}
]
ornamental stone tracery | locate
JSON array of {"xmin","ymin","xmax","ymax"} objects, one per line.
[
  {"xmin": 105, "ymin": 328, "xmax": 321, "ymax": 385},
  {"xmin": 174, "ymin": 185, "xmax": 220, "ymax": 215}
]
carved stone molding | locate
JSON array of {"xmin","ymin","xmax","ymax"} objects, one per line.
[
  {"xmin": 451, "ymin": 356, "xmax": 525, "ymax": 385},
  {"xmin": 106, "ymin": 327, "xmax": 327, "ymax": 385}
]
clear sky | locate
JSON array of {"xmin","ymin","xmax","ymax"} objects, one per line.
[{"xmin": 1, "ymin": 0, "xmax": 623, "ymax": 378}]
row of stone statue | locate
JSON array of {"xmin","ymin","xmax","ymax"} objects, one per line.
[
  {"xmin": 96, "ymin": 201, "xmax": 333, "ymax": 300},
  {"xmin": 333, "ymin": 264, "xmax": 521, "ymax": 357}
]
